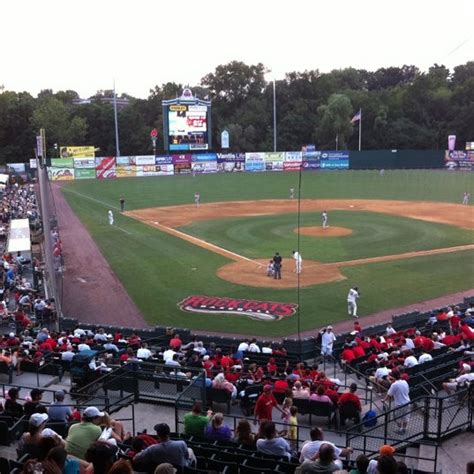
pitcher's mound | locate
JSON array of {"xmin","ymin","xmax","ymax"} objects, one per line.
[
  {"xmin": 217, "ymin": 258, "xmax": 345, "ymax": 288},
  {"xmin": 296, "ymin": 226, "xmax": 353, "ymax": 237}
]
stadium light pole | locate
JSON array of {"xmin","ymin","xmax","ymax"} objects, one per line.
[
  {"xmin": 273, "ymin": 78, "xmax": 277, "ymax": 152},
  {"xmin": 296, "ymin": 163, "xmax": 302, "ymax": 356},
  {"xmin": 113, "ymin": 79, "xmax": 121, "ymax": 157}
]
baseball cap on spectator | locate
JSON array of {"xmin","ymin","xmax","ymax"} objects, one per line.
[
  {"xmin": 379, "ymin": 444, "xmax": 395, "ymax": 456},
  {"xmin": 154, "ymin": 423, "xmax": 171, "ymax": 437},
  {"xmin": 463, "ymin": 364, "xmax": 471, "ymax": 372},
  {"xmin": 29, "ymin": 413, "xmax": 48, "ymax": 427},
  {"xmin": 263, "ymin": 384, "xmax": 273, "ymax": 392},
  {"xmin": 203, "ymin": 355, "xmax": 210, "ymax": 361},
  {"xmin": 327, "ymin": 325, "xmax": 332, "ymax": 330},
  {"xmin": 83, "ymin": 406, "xmax": 104, "ymax": 418},
  {"xmin": 8, "ymin": 332, "xmax": 15, "ymax": 338}
]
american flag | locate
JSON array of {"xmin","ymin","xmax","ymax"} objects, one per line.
[{"xmin": 351, "ymin": 109, "xmax": 362, "ymax": 124}]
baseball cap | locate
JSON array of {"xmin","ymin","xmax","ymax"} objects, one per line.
[
  {"xmin": 29, "ymin": 413, "xmax": 48, "ymax": 427},
  {"xmin": 462, "ymin": 363, "xmax": 471, "ymax": 372},
  {"xmin": 8, "ymin": 332, "xmax": 15, "ymax": 338},
  {"xmin": 327, "ymin": 325, "xmax": 333, "ymax": 330},
  {"xmin": 263, "ymin": 384, "xmax": 272, "ymax": 391},
  {"xmin": 379, "ymin": 444, "xmax": 395, "ymax": 456},
  {"xmin": 83, "ymin": 406, "xmax": 104, "ymax": 418}
]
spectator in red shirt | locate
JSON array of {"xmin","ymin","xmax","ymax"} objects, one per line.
[
  {"xmin": 338, "ymin": 383, "xmax": 362, "ymax": 426},
  {"xmin": 461, "ymin": 322, "xmax": 474, "ymax": 340},
  {"xmin": 266, "ymin": 358, "xmax": 278, "ymax": 376},
  {"xmin": 254, "ymin": 385, "xmax": 281, "ymax": 422},
  {"xmin": 220, "ymin": 353, "xmax": 233, "ymax": 371},
  {"xmin": 273, "ymin": 378, "xmax": 289, "ymax": 394},
  {"xmin": 341, "ymin": 345, "xmax": 356, "ymax": 364},
  {"xmin": 437, "ymin": 310, "xmax": 448, "ymax": 322},
  {"xmin": 442, "ymin": 333, "xmax": 461, "ymax": 346},
  {"xmin": 127, "ymin": 332, "xmax": 141, "ymax": 348},
  {"xmin": 169, "ymin": 334, "xmax": 182, "ymax": 350},
  {"xmin": 450, "ymin": 313, "xmax": 461, "ymax": 333},
  {"xmin": 353, "ymin": 344, "xmax": 365, "ymax": 359}
]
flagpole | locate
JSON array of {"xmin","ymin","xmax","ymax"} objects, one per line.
[
  {"xmin": 358, "ymin": 109, "xmax": 362, "ymax": 151},
  {"xmin": 113, "ymin": 79, "xmax": 121, "ymax": 157}
]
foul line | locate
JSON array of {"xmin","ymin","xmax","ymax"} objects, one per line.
[
  {"xmin": 62, "ymin": 187, "xmax": 120, "ymax": 211},
  {"xmin": 148, "ymin": 221, "xmax": 259, "ymax": 265}
]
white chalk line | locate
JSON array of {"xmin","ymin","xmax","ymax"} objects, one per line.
[{"xmin": 151, "ymin": 221, "xmax": 261, "ymax": 265}]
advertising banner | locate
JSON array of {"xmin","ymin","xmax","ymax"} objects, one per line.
[
  {"xmin": 191, "ymin": 161, "xmax": 218, "ymax": 174},
  {"xmin": 51, "ymin": 158, "xmax": 74, "ymax": 168},
  {"xmin": 221, "ymin": 130, "xmax": 229, "ymax": 149},
  {"xmin": 74, "ymin": 168, "xmax": 96, "ymax": 180},
  {"xmin": 245, "ymin": 152, "xmax": 265, "ymax": 172},
  {"xmin": 172, "ymin": 154, "xmax": 192, "ymax": 165},
  {"xmin": 59, "ymin": 146, "xmax": 95, "ymax": 158},
  {"xmin": 217, "ymin": 161, "xmax": 245, "ymax": 172},
  {"xmin": 8, "ymin": 163, "xmax": 26, "ymax": 173},
  {"xmin": 156, "ymin": 164, "xmax": 174, "ymax": 175},
  {"xmin": 117, "ymin": 166, "xmax": 137, "ymax": 178},
  {"xmin": 116, "ymin": 156, "xmax": 131, "ymax": 166},
  {"xmin": 130, "ymin": 155, "xmax": 155, "ymax": 166},
  {"xmin": 444, "ymin": 150, "xmax": 474, "ymax": 170},
  {"xmin": 73, "ymin": 157, "xmax": 96, "ymax": 169},
  {"xmin": 155, "ymin": 155, "xmax": 173, "ymax": 165},
  {"xmin": 95, "ymin": 157, "xmax": 116, "ymax": 179},
  {"xmin": 448, "ymin": 135, "xmax": 456, "ymax": 151},
  {"xmin": 284, "ymin": 151, "xmax": 303, "ymax": 162},
  {"xmin": 217, "ymin": 152, "xmax": 245, "ymax": 163},
  {"xmin": 48, "ymin": 168, "xmax": 74, "ymax": 181},
  {"xmin": 29, "ymin": 159, "xmax": 37, "ymax": 169},
  {"xmin": 302, "ymin": 150, "xmax": 321, "ymax": 170},
  {"xmin": 283, "ymin": 161, "xmax": 302, "ymax": 171},
  {"xmin": 174, "ymin": 163, "xmax": 192, "ymax": 174},
  {"xmin": 192, "ymin": 153, "xmax": 217, "ymax": 162},
  {"xmin": 320, "ymin": 151, "xmax": 349, "ymax": 169}
]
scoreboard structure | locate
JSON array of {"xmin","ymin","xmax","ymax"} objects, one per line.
[{"xmin": 162, "ymin": 89, "xmax": 212, "ymax": 151}]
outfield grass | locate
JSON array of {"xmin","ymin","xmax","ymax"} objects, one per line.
[
  {"xmin": 62, "ymin": 171, "xmax": 474, "ymax": 336},
  {"xmin": 180, "ymin": 211, "xmax": 474, "ymax": 262}
]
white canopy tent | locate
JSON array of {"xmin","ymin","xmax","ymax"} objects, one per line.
[{"xmin": 7, "ymin": 218, "xmax": 31, "ymax": 254}]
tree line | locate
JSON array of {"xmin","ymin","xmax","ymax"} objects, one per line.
[{"xmin": 0, "ymin": 61, "xmax": 473, "ymax": 163}]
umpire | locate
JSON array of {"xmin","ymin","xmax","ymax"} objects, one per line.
[
  {"xmin": 273, "ymin": 252, "xmax": 282, "ymax": 280},
  {"xmin": 119, "ymin": 196, "xmax": 125, "ymax": 212}
]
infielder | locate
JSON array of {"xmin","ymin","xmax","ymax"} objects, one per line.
[
  {"xmin": 289, "ymin": 188, "xmax": 295, "ymax": 199},
  {"xmin": 347, "ymin": 286, "xmax": 360, "ymax": 317},
  {"xmin": 292, "ymin": 250, "xmax": 302, "ymax": 274},
  {"xmin": 322, "ymin": 210, "xmax": 328, "ymax": 228},
  {"xmin": 463, "ymin": 191, "xmax": 470, "ymax": 205},
  {"xmin": 108, "ymin": 210, "xmax": 114, "ymax": 226},
  {"xmin": 194, "ymin": 192, "xmax": 200, "ymax": 208}
]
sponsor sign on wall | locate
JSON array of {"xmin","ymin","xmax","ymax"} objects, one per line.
[
  {"xmin": 172, "ymin": 154, "xmax": 192, "ymax": 165},
  {"xmin": 320, "ymin": 151, "xmax": 349, "ymax": 169},
  {"xmin": 51, "ymin": 158, "xmax": 74, "ymax": 168},
  {"xmin": 74, "ymin": 168, "xmax": 96, "ymax": 180},
  {"xmin": 245, "ymin": 152, "xmax": 266, "ymax": 172},
  {"xmin": 73, "ymin": 157, "xmax": 96, "ymax": 169},
  {"xmin": 130, "ymin": 155, "xmax": 155, "ymax": 166},
  {"xmin": 217, "ymin": 153, "xmax": 245, "ymax": 162},
  {"xmin": 217, "ymin": 161, "xmax": 245, "ymax": 172},
  {"xmin": 48, "ymin": 168, "xmax": 74, "ymax": 181},
  {"xmin": 95, "ymin": 157, "xmax": 116, "ymax": 179},
  {"xmin": 155, "ymin": 155, "xmax": 173, "ymax": 165},
  {"xmin": 191, "ymin": 161, "xmax": 218, "ymax": 174},
  {"xmin": 116, "ymin": 156, "xmax": 132, "ymax": 166},
  {"xmin": 178, "ymin": 295, "xmax": 297, "ymax": 321},
  {"xmin": 116, "ymin": 166, "xmax": 137, "ymax": 178},
  {"xmin": 444, "ymin": 150, "xmax": 474, "ymax": 170}
]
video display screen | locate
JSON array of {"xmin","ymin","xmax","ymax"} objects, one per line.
[{"xmin": 168, "ymin": 105, "xmax": 209, "ymax": 151}]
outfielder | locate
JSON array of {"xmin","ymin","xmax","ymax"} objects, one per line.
[
  {"xmin": 292, "ymin": 250, "xmax": 302, "ymax": 274},
  {"xmin": 347, "ymin": 286, "xmax": 360, "ymax": 317},
  {"xmin": 108, "ymin": 210, "xmax": 114, "ymax": 226}
]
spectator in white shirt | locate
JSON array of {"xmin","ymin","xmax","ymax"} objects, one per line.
[
  {"xmin": 385, "ymin": 324, "xmax": 396, "ymax": 336},
  {"xmin": 93, "ymin": 328, "xmax": 108, "ymax": 342},
  {"xmin": 237, "ymin": 340, "xmax": 250, "ymax": 352},
  {"xmin": 404, "ymin": 336, "xmax": 415, "ymax": 350},
  {"xmin": 78, "ymin": 342, "xmax": 91, "ymax": 352},
  {"xmin": 248, "ymin": 338, "xmax": 261, "ymax": 353},
  {"xmin": 443, "ymin": 364, "xmax": 474, "ymax": 394},
  {"xmin": 163, "ymin": 347, "xmax": 177, "ymax": 362},
  {"xmin": 418, "ymin": 352, "xmax": 433, "ymax": 364},
  {"xmin": 403, "ymin": 353, "xmax": 419, "ymax": 368},
  {"xmin": 137, "ymin": 342, "xmax": 152, "ymax": 359}
]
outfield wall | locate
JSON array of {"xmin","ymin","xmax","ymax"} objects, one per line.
[{"xmin": 41, "ymin": 149, "xmax": 473, "ymax": 181}]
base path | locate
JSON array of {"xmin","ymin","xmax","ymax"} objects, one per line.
[
  {"xmin": 51, "ymin": 183, "xmax": 148, "ymax": 327},
  {"xmin": 127, "ymin": 199, "xmax": 474, "ymax": 289}
]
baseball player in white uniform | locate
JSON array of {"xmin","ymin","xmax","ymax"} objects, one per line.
[
  {"xmin": 108, "ymin": 210, "xmax": 114, "ymax": 225},
  {"xmin": 322, "ymin": 211, "xmax": 328, "ymax": 228},
  {"xmin": 347, "ymin": 286, "xmax": 359, "ymax": 317},
  {"xmin": 292, "ymin": 250, "xmax": 302, "ymax": 274}
]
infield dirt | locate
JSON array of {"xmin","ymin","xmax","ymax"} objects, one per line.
[{"xmin": 126, "ymin": 199, "xmax": 474, "ymax": 288}]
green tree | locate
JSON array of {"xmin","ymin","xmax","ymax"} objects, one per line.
[{"xmin": 316, "ymin": 94, "xmax": 353, "ymax": 149}]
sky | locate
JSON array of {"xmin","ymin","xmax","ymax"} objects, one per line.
[{"xmin": 1, "ymin": 0, "xmax": 473, "ymax": 99}]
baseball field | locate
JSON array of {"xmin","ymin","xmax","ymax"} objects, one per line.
[{"xmin": 61, "ymin": 170, "xmax": 474, "ymax": 337}]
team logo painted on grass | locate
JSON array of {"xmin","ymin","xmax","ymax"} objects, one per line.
[{"xmin": 178, "ymin": 295, "xmax": 297, "ymax": 321}]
